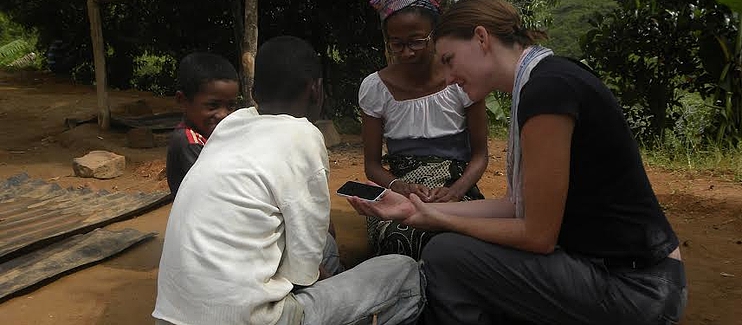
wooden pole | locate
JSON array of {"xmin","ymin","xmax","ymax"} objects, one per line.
[
  {"xmin": 231, "ymin": 0, "xmax": 246, "ymax": 100},
  {"xmin": 86, "ymin": 0, "xmax": 110, "ymax": 130},
  {"xmin": 242, "ymin": 0, "xmax": 258, "ymax": 107}
]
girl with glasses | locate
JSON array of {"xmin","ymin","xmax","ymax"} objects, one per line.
[{"xmin": 359, "ymin": 0, "xmax": 489, "ymax": 260}]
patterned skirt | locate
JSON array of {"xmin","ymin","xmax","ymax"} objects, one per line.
[{"xmin": 366, "ymin": 155, "xmax": 484, "ymax": 260}]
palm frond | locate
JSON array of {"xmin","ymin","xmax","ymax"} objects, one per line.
[
  {"xmin": 0, "ymin": 39, "xmax": 32, "ymax": 66},
  {"xmin": 8, "ymin": 52, "xmax": 37, "ymax": 68}
]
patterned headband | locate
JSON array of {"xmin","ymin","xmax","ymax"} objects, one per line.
[{"xmin": 369, "ymin": 0, "xmax": 441, "ymax": 21}]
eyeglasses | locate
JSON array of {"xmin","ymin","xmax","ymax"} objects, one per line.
[{"xmin": 386, "ymin": 32, "xmax": 432, "ymax": 54}]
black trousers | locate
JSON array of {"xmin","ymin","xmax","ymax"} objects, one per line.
[{"xmin": 420, "ymin": 233, "xmax": 687, "ymax": 325}]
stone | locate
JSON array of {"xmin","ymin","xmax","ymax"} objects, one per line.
[
  {"xmin": 314, "ymin": 120, "xmax": 341, "ymax": 148},
  {"xmin": 72, "ymin": 151, "xmax": 126, "ymax": 179},
  {"xmin": 126, "ymin": 128, "xmax": 154, "ymax": 148}
]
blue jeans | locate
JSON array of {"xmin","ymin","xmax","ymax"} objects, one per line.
[
  {"xmin": 421, "ymin": 233, "xmax": 687, "ymax": 325},
  {"xmin": 283, "ymin": 254, "xmax": 425, "ymax": 325},
  {"xmin": 321, "ymin": 233, "xmax": 344, "ymax": 276}
]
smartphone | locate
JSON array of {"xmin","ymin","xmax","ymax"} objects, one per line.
[{"xmin": 336, "ymin": 181, "xmax": 386, "ymax": 201}]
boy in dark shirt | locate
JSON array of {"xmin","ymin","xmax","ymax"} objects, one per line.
[{"xmin": 166, "ymin": 53, "xmax": 240, "ymax": 195}]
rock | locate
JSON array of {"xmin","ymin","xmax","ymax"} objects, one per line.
[
  {"xmin": 126, "ymin": 128, "xmax": 154, "ymax": 148},
  {"xmin": 314, "ymin": 120, "xmax": 341, "ymax": 148},
  {"xmin": 72, "ymin": 151, "xmax": 125, "ymax": 179}
]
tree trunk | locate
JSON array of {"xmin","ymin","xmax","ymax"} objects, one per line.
[
  {"xmin": 231, "ymin": 0, "xmax": 246, "ymax": 100},
  {"xmin": 242, "ymin": 0, "xmax": 258, "ymax": 107},
  {"xmin": 86, "ymin": 0, "xmax": 110, "ymax": 130},
  {"xmin": 735, "ymin": 14, "xmax": 742, "ymax": 139}
]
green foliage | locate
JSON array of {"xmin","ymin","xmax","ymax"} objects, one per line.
[
  {"xmin": 0, "ymin": 39, "xmax": 30, "ymax": 65},
  {"xmin": 485, "ymin": 91, "xmax": 511, "ymax": 125},
  {"xmin": 130, "ymin": 53, "xmax": 177, "ymax": 96},
  {"xmin": 0, "ymin": 11, "xmax": 29, "ymax": 44},
  {"xmin": 0, "ymin": 11, "xmax": 39, "ymax": 69},
  {"xmin": 640, "ymin": 92, "xmax": 742, "ymax": 181},
  {"xmin": 544, "ymin": 0, "xmax": 617, "ymax": 58},
  {"xmin": 696, "ymin": 5, "xmax": 742, "ymax": 145},
  {"xmin": 512, "ymin": 0, "xmax": 560, "ymax": 30},
  {"xmin": 581, "ymin": 0, "xmax": 734, "ymax": 143}
]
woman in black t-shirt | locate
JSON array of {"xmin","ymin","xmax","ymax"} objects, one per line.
[{"xmin": 348, "ymin": 0, "xmax": 687, "ymax": 324}]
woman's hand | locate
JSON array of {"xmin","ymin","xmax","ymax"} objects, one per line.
[
  {"xmin": 347, "ymin": 192, "xmax": 447, "ymax": 231},
  {"xmin": 398, "ymin": 194, "xmax": 448, "ymax": 230},
  {"xmin": 347, "ymin": 189, "xmax": 416, "ymax": 221},
  {"xmin": 427, "ymin": 186, "xmax": 465, "ymax": 202}
]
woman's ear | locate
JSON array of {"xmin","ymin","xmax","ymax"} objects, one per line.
[{"xmin": 474, "ymin": 26, "xmax": 489, "ymax": 50}]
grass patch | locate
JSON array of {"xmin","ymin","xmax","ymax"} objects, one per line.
[
  {"xmin": 642, "ymin": 144, "xmax": 742, "ymax": 182},
  {"xmin": 636, "ymin": 92, "xmax": 742, "ymax": 182}
]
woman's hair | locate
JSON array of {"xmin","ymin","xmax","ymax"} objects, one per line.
[{"xmin": 433, "ymin": 0, "xmax": 547, "ymax": 47}]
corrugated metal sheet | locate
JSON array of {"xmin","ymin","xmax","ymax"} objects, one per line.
[
  {"xmin": 0, "ymin": 173, "xmax": 170, "ymax": 263},
  {"xmin": 0, "ymin": 228, "xmax": 155, "ymax": 301}
]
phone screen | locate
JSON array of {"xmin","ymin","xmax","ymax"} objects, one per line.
[{"xmin": 336, "ymin": 181, "xmax": 386, "ymax": 201}]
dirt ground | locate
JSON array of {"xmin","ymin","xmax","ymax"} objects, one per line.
[{"xmin": 0, "ymin": 70, "xmax": 740, "ymax": 325}]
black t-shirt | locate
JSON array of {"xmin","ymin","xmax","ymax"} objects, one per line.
[
  {"xmin": 518, "ymin": 56, "xmax": 678, "ymax": 264},
  {"xmin": 166, "ymin": 124, "xmax": 204, "ymax": 196}
]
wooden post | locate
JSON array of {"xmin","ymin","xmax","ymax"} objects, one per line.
[
  {"xmin": 86, "ymin": 0, "xmax": 110, "ymax": 130},
  {"xmin": 242, "ymin": 0, "xmax": 258, "ymax": 107},
  {"xmin": 231, "ymin": 0, "xmax": 247, "ymax": 100}
]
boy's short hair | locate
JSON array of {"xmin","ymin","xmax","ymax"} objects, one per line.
[
  {"xmin": 177, "ymin": 53, "xmax": 239, "ymax": 100},
  {"xmin": 253, "ymin": 36, "xmax": 321, "ymax": 104}
]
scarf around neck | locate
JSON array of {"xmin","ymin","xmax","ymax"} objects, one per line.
[{"xmin": 506, "ymin": 45, "xmax": 554, "ymax": 218}]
